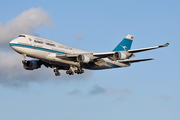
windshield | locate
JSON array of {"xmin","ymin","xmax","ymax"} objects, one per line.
[{"xmin": 19, "ymin": 35, "xmax": 25, "ymax": 37}]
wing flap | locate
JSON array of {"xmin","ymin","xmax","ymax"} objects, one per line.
[
  {"xmin": 56, "ymin": 54, "xmax": 79, "ymax": 61},
  {"xmin": 94, "ymin": 59, "xmax": 107, "ymax": 66}
]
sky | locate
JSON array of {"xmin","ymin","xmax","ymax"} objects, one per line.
[{"xmin": 0, "ymin": 0, "xmax": 180, "ymax": 120}]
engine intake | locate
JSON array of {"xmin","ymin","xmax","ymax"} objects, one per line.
[
  {"xmin": 113, "ymin": 52, "xmax": 127, "ymax": 60},
  {"xmin": 23, "ymin": 60, "xmax": 41, "ymax": 70},
  {"xmin": 77, "ymin": 54, "xmax": 90, "ymax": 63}
]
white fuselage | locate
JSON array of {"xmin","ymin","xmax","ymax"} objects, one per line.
[{"xmin": 9, "ymin": 34, "xmax": 129, "ymax": 70}]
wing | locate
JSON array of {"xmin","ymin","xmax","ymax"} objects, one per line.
[
  {"xmin": 56, "ymin": 52, "xmax": 115, "ymax": 60},
  {"xmin": 128, "ymin": 42, "xmax": 170, "ymax": 53},
  {"xmin": 56, "ymin": 51, "xmax": 127, "ymax": 62},
  {"xmin": 55, "ymin": 42, "xmax": 170, "ymax": 62}
]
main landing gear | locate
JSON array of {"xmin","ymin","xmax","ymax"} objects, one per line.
[
  {"xmin": 66, "ymin": 68, "xmax": 84, "ymax": 75},
  {"xmin": 54, "ymin": 69, "xmax": 60, "ymax": 76},
  {"xmin": 66, "ymin": 70, "xmax": 74, "ymax": 75},
  {"xmin": 53, "ymin": 67, "xmax": 85, "ymax": 76},
  {"xmin": 74, "ymin": 69, "xmax": 84, "ymax": 74}
]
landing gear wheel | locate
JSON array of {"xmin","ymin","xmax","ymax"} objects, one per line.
[
  {"xmin": 55, "ymin": 72, "xmax": 60, "ymax": 76},
  {"xmin": 76, "ymin": 68, "xmax": 84, "ymax": 74},
  {"xmin": 67, "ymin": 70, "xmax": 74, "ymax": 75},
  {"xmin": 55, "ymin": 73, "xmax": 58, "ymax": 76},
  {"xmin": 54, "ymin": 69, "xmax": 60, "ymax": 76}
]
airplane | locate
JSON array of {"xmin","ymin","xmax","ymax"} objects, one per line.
[{"xmin": 9, "ymin": 34, "xmax": 170, "ymax": 76}]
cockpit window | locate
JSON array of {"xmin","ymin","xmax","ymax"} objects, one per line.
[{"xmin": 19, "ymin": 35, "xmax": 26, "ymax": 37}]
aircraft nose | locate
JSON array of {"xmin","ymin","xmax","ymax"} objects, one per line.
[
  {"xmin": 9, "ymin": 39, "xmax": 19, "ymax": 51},
  {"xmin": 9, "ymin": 39, "xmax": 18, "ymax": 46}
]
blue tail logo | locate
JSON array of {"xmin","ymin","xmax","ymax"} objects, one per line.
[
  {"xmin": 113, "ymin": 34, "xmax": 134, "ymax": 51},
  {"xmin": 121, "ymin": 45, "xmax": 127, "ymax": 50}
]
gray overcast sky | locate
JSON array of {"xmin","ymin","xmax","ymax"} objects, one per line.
[{"xmin": 0, "ymin": 0, "xmax": 179, "ymax": 120}]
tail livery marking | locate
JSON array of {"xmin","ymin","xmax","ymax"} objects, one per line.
[{"xmin": 113, "ymin": 34, "xmax": 134, "ymax": 51}]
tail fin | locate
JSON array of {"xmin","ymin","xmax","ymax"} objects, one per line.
[{"xmin": 113, "ymin": 34, "xmax": 134, "ymax": 51}]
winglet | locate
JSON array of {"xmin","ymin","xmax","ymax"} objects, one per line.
[
  {"xmin": 159, "ymin": 42, "xmax": 170, "ymax": 48},
  {"xmin": 164, "ymin": 42, "xmax": 170, "ymax": 47}
]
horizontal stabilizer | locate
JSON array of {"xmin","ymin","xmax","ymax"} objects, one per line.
[{"xmin": 119, "ymin": 58, "xmax": 154, "ymax": 64}]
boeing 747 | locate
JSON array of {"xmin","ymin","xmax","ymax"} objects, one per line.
[{"xmin": 9, "ymin": 34, "xmax": 170, "ymax": 76}]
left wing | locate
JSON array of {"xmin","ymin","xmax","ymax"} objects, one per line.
[
  {"xmin": 55, "ymin": 42, "xmax": 170, "ymax": 62},
  {"xmin": 91, "ymin": 42, "xmax": 170, "ymax": 59},
  {"xmin": 56, "ymin": 52, "xmax": 116, "ymax": 60},
  {"xmin": 56, "ymin": 52, "xmax": 116, "ymax": 59},
  {"xmin": 127, "ymin": 42, "xmax": 170, "ymax": 53}
]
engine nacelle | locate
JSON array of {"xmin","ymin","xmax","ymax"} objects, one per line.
[
  {"xmin": 113, "ymin": 52, "xmax": 127, "ymax": 60},
  {"xmin": 77, "ymin": 54, "xmax": 90, "ymax": 63},
  {"xmin": 23, "ymin": 60, "xmax": 41, "ymax": 70}
]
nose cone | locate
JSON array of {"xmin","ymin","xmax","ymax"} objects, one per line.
[
  {"xmin": 9, "ymin": 39, "xmax": 18, "ymax": 45},
  {"xmin": 9, "ymin": 39, "xmax": 19, "ymax": 50}
]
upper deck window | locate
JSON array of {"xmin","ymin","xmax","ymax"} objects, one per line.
[{"xmin": 19, "ymin": 35, "xmax": 26, "ymax": 37}]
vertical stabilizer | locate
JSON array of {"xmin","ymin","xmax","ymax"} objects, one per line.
[{"xmin": 113, "ymin": 34, "xmax": 134, "ymax": 51}]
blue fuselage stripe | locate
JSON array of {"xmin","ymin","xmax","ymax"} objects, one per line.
[{"xmin": 9, "ymin": 43, "xmax": 68, "ymax": 54}]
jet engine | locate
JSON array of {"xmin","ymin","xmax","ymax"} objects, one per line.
[
  {"xmin": 113, "ymin": 52, "xmax": 127, "ymax": 60},
  {"xmin": 22, "ymin": 60, "xmax": 41, "ymax": 70},
  {"xmin": 77, "ymin": 54, "xmax": 90, "ymax": 63}
]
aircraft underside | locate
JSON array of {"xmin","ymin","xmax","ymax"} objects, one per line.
[{"xmin": 22, "ymin": 56, "xmax": 124, "ymax": 76}]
